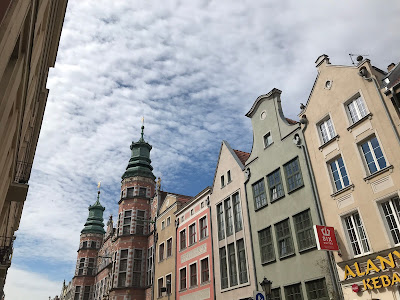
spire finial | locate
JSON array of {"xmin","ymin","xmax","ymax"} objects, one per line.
[
  {"xmin": 97, "ymin": 181, "xmax": 101, "ymax": 200},
  {"xmin": 139, "ymin": 117, "xmax": 145, "ymax": 142}
]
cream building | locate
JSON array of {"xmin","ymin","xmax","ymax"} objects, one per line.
[
  {"xmin": 300, "ymin": 54, "xmax": 400, "ymax": 299},
  {"xmin": 0, "ymin": 0, "xmax": 68, "ymax": 296}
]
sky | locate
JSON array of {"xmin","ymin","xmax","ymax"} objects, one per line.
[{"xmin": 4, "ymin": 0, "xmax": 400, "ymax": 299}]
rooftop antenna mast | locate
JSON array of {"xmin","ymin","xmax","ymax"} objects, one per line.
[{"xmin": 349, "ymin": 53, "xmax": 369, "ymax": 65}]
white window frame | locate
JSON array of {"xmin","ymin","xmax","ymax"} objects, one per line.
[
  {"xmin": 200, "ymin": 256, "xmax": 210, "ymax": 284},
  {"xmin": 263, "ymin": 131, "xmax": 273, "ymax": 148},
  {"xmin": 359, "ymin": 135, "xmax": 388, "ymax": 175},
  {"xmin": 188, "ymin": 221, "xmax": 197, "ymax": 246},
  {"xmin": 158, "ymin": 242, "xmax": 165, "ymax": 262},
  {"xmin": 317, "ymin": 115, "xmax": 336, "ymax": 144},
  {"xmin": 345, "ymin": 93, "xmax": 368, "ymax": 125},
  {"xmin": 342, "ymin": 211, "xmax": 371, "ymax": 257},
  {"xmin": 179, "ymin": 228, "xmax": 186, "ymax": 250},
  {"xmin": 166, "ymin": 237, "xmax": 173, "ymax": 257},
  {"xmin": 179, "ymin": 266, "xmax": 187, "ymax": 291},
  {"xmin": 379, "ymin": 196, "xmax": 400, "ymax": 246},
  {"xmin": 328, "ymin": 156, "xmax": 350, "ymax": 192},
  {"xmin": 166, "ymin": 216, "xmax": 171, "ymax": 227}
]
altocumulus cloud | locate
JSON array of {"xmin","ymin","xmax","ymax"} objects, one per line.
[{"xmin": 6, "ymin": 0, "xmax": 400, "ymax": 298}]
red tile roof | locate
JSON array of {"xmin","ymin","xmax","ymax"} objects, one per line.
[
  {"xmin": 233, "ymin": 149, "xmax": 250, "ymax": 165},
  {"xmin": 285, "ymin": 117, "xmax": 298, "ymax": 125}
]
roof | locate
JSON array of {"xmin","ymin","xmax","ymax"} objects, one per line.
[
  {"xmin": 233, "ymin": 149, "xmax": 250, "ymax": 165},
  {"xmin": 158, "ymin": 190, "xmax": 192, "ymax": 207},
  {"xmin": 245, "ymin": 88, "xmax": 282, "ymax": 117},
  {"xmin": 285, "ymin": 117, "xmax": 298, "ymax": 125},
  {"xmin": 384, "ymin": 62, "xmax": 400, "ymax": 90},
  {"xmin": 175, "ymin": 186, "xmax": 211, "ymax": 215}
]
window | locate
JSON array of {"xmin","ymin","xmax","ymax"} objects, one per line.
[
  {"xmin": 189, "ymin": 224, "xmax": 196, "ymax": 245},
  {"xmin": 221, "ymin": 175, "xmax": 225, "ymax": 187},
  {"xmin": 201, "ymin": 258, "xmax": 209, "ymax": 283},
  {"xmin": 78, "ymin": 258, "xmax": 85, "ymax": 275},
  {"xmin": 294, "ymin": 210, "xmax": 316, "ymax": 251},
  {"xmin": 82, "ymin": 241, "xmax": 87, "ymax": 248},
  {"xmin": 123, "ymin": 210, "xmax": 131, "ymax": 235},
  {"xmin": 343, "ymin": 212, "xmax": 370, "ymax": 256},
  {"xmin": 87, "ymin": 258, "xmax": 95, "ymax": 275},
  {"xmin": 306, "ymin": 278, "xmax": 329, "ymax": 300},
  {"xmin": 166, "ymin": 217, "xmax": 171, "ymax": 226},
  {"xmin": 224, "ymin": 198, "xmax": 233, "ymax": 236},
  {"xmin": 220, "ymin": 247, "xmax": 228, "ymax": 289},
  {"xmin": 158, "ymin": 277, "xmax": 164, "ymax": 298},
  {"xmin": 318, "ymin": 117, "xmax": 335, "ymax": 144},
  {"xmin": 259, "ymin": 227, "xmax": 275, "ymax": 263},
  {"xmin": 90, "ymin": 241, "xmax": 96, "ymax": 248},
  {"xmin": 347, "ymin": 95, "xmax": 368, "ymax": 124},
  {"xmin": 166, "ymin": 274, "xmax": 172, "ymax": 294},
  {"xmin": 159, "ymin": 243, "xmax": 164, "ymax": 261},
  {"xmin": 360, "ymin": 137, "xmax": 387, "ymax": 174},
  {"xmin": 228, "ymin": 243, "xmax": 238, "ymax": 286},
  {"xmin": 118, "ymin": 249, "xmax": 128, "ymax": 287},
  {"xmin": 252, "ymin": 179, "xmax": 267, "ymax": 209},
  {"xmin": 271, "ymin": 288, "xmax": 281, "ymax": 300},
  {"xmin": 139, "ymin": 187, "xmax": 147, "ymax": 197},
  {"xmin": 180, "ymin": 267, "xmax": 187, "ymax": 290},
  {"xmin": 284, "ymin": 157, "xmax": 303, "ymax": 192},
  {"xmin": 146, "ymin": 247, "xmax": 153, "ymax": 286},
  {"xmin": 329, "ymin": 157, "xmax": 350, "ymax": 191},
  {"xmin": 127, "ymin": 187, "xmax": 134, "ymax": 198},
  {"xmin": 232, "ymin": 193, "xmax": 243, "ymax": 232},
  {"xmin": 133, "ymin": 249, "xmax": 142, "ymax": 286},
  {"xmin": 267, "ymin": 169, "xmax": 284, "ymax": 201},
  {"xmin": 285, "ymin": 283, "xmax": 303, "ymax": 300},
  {"xmin": 275, "ymin": 219, "xmax": 294, "ymax": 258},
  {"xmin": 381, "ymin": 197, "xmax": 400, "ymax": 245},
  {"xmin": 136, "ymin": 210, "xmax": 145, "ymax": 235},
  {"xmin": 237, "ymin": 239, "xmax": 248, "ymax": 284},
  {"xmin": 74, "ymin": 286, "xmax": 81, "ymax": 300},
  {"xmin": 201, "ymin": 201, "xmax": 204, "ymax": 208},
  {"xmin": 191, "ymin": 209, "xmax": 194, "ymax": 215},
  {"xmin": 190, "ymin": 263, "xmax": 197, "ymax": 287},
  {"xmin": 180, "ymin": 229, "xmax": 186, "ymax": 250},
  {"xmin": 264, "ymin": 132, "xmax": 273, "ymax": 147},
  {"xmin": 83, "ymin": 286, "xmax": 90, "ymax": 300},
  {"xmin": 162, "ymin": 221, "xmax": 165, "ymax": 230},
  {"xmin": 217, "ymin": 203, "xmax": 225, "ymax": 240},
  {"xmin": 166, "ymin": 238, "xmax": 172, "ymax": 257},
  {"xmin": 200, "ymin": 216, "xmax": 207, "ymax": 239},
  {"xmin": 227, "ymin": 170, "xmax": 232, "ymax": 183}
]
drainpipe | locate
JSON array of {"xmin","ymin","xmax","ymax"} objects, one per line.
[
  {"xmin": 207, "ymin": 195, "xmax": 217, "ymax": 300},
  {"xmin": 299, "ymin": 118, "xmax": 344, "ymax": 300},
  {"xmin": 243, "ymin": 170, "xmax": 259, "ymax": 294}
]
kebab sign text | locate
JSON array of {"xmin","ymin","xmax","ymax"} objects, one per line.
[{"xmin": 344, "ymin": 250, "xmax": 400, "ymax": 290}]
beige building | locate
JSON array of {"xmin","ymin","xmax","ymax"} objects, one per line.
[
  {"xmin": 209, "ymin": 141, "xmax": 256, "ymax": 300},
  {"xmin": 154, "ymin": 192, "xmax": 191, "ymax": 300},
  {"xmin": 0, "ymin": 0, "xmax": 68, "ymax": 296},
  {"xmin": 300, "ymin": 54, "xmax": 400, "ymax": 299}
]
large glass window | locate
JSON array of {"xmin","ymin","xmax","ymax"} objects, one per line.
[
  {"xmin": 318, "ymin": 117, "xmax": 335, "ymax": 144},
  {"xmin": 252, "ymin": 179, "xmax": 267, "ymax": 209},
  {"xmin": 285, "ymin": 283, "xmax": 303, "ymax": 300},
  {"xmin": 133, "ymin": 249, "xmax": 142, "ymax": 286},
  {"xmin": 275, "ymin": 219, "xmax": 294, "ymax": 258},
  {"xmin": 189, "ymin": 224, "xmax": 196, "ymax": 245},
  {"xmin": 237, "ymin": 239, "xmax": 248, "ymax": 284},
  {"xmin": 284, "ymin": 157, "xmax": 303, "ymax": 192},
  {"xmin": 306, "ymin": 278, "xmax": 329, "ymax": 300},
  {"xmin": 217, "ymin": 203, "xmax": 225, "ymax": 240},
  {"xmin": 220, "ymin": 247, "xmax": 228, "ymax": 289},
  {"xmin": 360, "ymin": 137, "xmax": 387, "ymax": 174},
  {"xmin": 347, "ymin": 95, "xmax": 368, "ymax": 124},
  {"xmin": 294, "ymin": 210, "xmax": 316, "ymax": 251},
  {"xmin": 343, "ymin": 212, "xmax": 370, "ymax": 256},
  {"xmin": 228, "ymin": 243, "xmax": 238, "ymax": 286},
  {"xmin": 224, "ymin": 198, "xmax": 234, "ymax": 236},
  {"xmin": 259, "ymin": 227, "xmax": 275, "ymax": 263},
  {"xmin": 123, "ymin": 210, "xmax": 131, "ymax": 235},
  {"xmin": 267, "ymin": 169, "xmax": 284, "ymax": 201},
  {"xmin": 232, "ymin": 193, "xmax": 243, "ymax": 232},
  {"xmin": 381, "ymin": 197, "xmax": 400, "ymax": 245},
  {"xmin": 118, "ymin": 249, "xmax": 128, "ymax": 287},
  {"xmin": 329, "ymin": 157, "xmax": 350, "ymax": 191}
]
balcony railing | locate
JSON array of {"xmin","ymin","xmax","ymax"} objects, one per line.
[
  {"xmin": 0, "ymin": 236, "xmax": 14, "ymax": 266},
  {"xmin": 14, "ymin": 161, "xmax": 32, "ymax": 184}
]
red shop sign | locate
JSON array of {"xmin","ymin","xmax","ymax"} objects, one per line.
[
  {"xmin": 352, "ymin": 284, "xmax": 359, "ymax": 293},
  {"xmin": 313, "ymin": 225, "xmax": 339, "ymax": 251}
]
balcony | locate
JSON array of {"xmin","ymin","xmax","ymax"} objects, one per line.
[
  {"xmin": 0, "ymin": 236, "xmax": 14, "ymax": 268},
  {"xmin": 14, "ymin": 161, "xmax": 32, "ymax": 184}
]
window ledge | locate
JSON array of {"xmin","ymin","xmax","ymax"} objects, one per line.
[
  {"xmin": 199, "ymin": 236, "xmax": 208, "ymax": 242},
  {"xmin": 270, "ymin": 195, "xmax": 285, "ymax": 204},
  {"xmin": 330, "ymin": 184, "xmax": 354, "ymax": 198},
  {"xmin": 318, "ymin": 135, "xmax": 340, "ymax": 150},
  {"xmin": 363, "ymin": 165, "xmax": 394, "ymax": 182},
  {"xmin": 189, "ymin": 285, "xmax": 198, "ymax": 289},
  {"xmin": 254, "ymin": 203, "xmax": 268, "ymax": 212},
  {"xmin": 261, "ymin": 259, "xmax": 276, "ymax": 266},
  {"xmin": 264, "ymin": 142, "xmax": 274, "ymax": 149},
  {"xmin": 347, "ymin": 113, "xmax": 373, "ymax": 131},
  {"xmin": 201, "ymin": 280, "xmax": 211, "ymax": 286},
  {"xmin": 287, "ymin": 184, "xmax": 305, "ymax": 195},
  {"xmin": 298, "ymin": 245, "xmax": 317, "ymax": 254},
  {"xmin": 279, "ymin": 252, "xmax": 296, "ymax": 261},
  {"xmin": 179, "ymin": 288, "xmax": 187, "ymax": 292}
]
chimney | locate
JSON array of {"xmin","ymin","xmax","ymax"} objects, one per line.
[{"xmin": 388, "ymin": 63, "xmax": 395, "ymax": 72}]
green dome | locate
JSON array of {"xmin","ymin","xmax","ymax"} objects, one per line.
[{"xmin": 81, "ymin": 192, "xmax": 105, "ymax": 234}]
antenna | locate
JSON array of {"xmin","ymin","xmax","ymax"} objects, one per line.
[{"xmin": 349, "ymin": 54, "xmax": 369, "ymax": 65}]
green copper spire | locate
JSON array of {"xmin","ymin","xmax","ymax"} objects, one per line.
[
  {"xmin": 81, "ymin": 186, "xmax": 105, "ymax": 234},
  {"xmin": 122, "ymin": 122, "xmax": 155, "ymax": 180}
]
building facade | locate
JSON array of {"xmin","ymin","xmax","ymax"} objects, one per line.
[
  {"xmin": 300, "ymin": 55, "xmax": 400, "ymax": 299},
  {"xmin": 0, "ymin": 0, "xmax": 68, "ymax": 295},
  {"xmin": 175, "ymin": 187, "xmax": 213, "ymax": 300},
  {"xmin": 209, "ymin": 141, "xmax": 256, "ymax": 300},
  {"xmin": 244, "ymin": 89, "xmax": 339, "ymax": 299}
]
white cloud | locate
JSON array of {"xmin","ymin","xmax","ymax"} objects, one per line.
[{"xmin": 6, "ymin": 0, "xmax": 400, "ymax": 297}]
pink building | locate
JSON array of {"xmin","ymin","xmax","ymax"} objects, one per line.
[{"xmin": 175, "ymin": 187, "xmax": 214, "ymax": 300}]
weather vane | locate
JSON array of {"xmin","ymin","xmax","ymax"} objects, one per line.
[{"xmin": 141, "ymin": 116, "xmax": 144, "ymax": 125}]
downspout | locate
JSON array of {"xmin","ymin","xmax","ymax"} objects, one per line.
[
  {"xmin": 299, "ymin": 119, "xmax": 343, "ymax": 300},
  {"xmin": 207, "ymin": 195, "xmax": 217, "ymax": 300},
  {"xmin": 243, "ymin": 169, "xmax": 258, "ymax": 294}
]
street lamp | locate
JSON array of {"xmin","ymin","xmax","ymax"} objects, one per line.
[{"xmin": 259, "ymin": 277, "xmax": 272, "ymax": 299}]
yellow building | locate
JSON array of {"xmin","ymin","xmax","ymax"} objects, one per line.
[
  {"xmin": 0, "ymin": 0, "xmax": 68, "ymax": 295},
  {"xmin": 300, "ymin": 54, "xmax": 400, "ymax": 299}
]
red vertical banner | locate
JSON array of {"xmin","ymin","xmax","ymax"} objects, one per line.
[{"xmin": 313, "ymin": 225, "xmax": 339, "ymax": 251}]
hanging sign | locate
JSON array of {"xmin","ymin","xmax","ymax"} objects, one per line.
[{"xmin": 313, "ymin": 225, "xmax": 339, "ymax": 251}]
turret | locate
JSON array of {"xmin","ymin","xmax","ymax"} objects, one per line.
[{"xmin": 81, "ymin": 190, "xmax": 105, "ymax": 234}]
